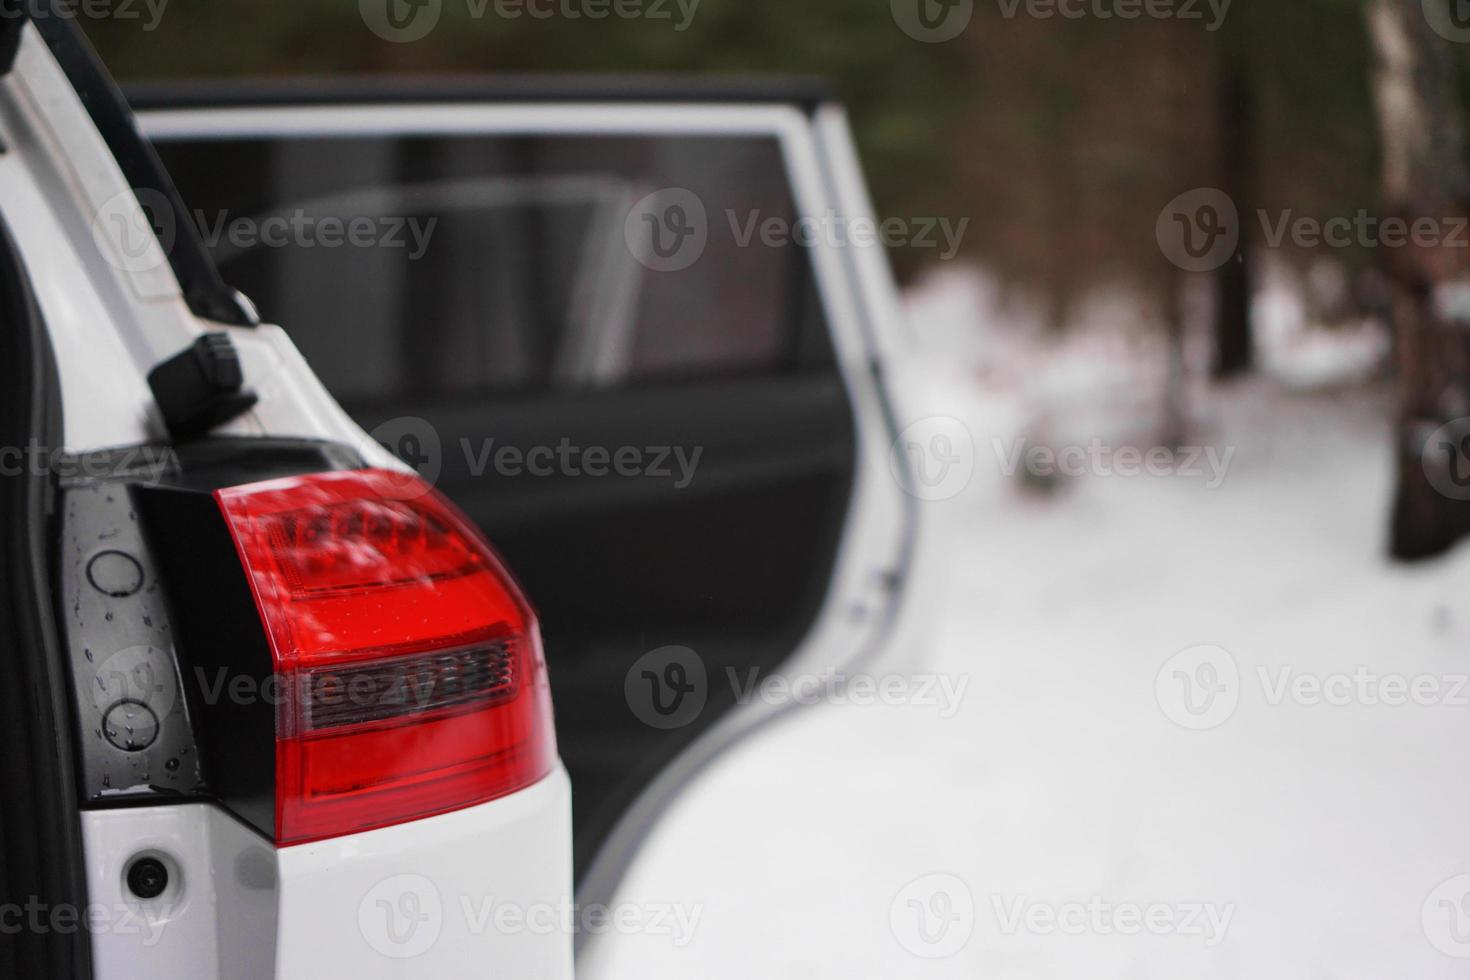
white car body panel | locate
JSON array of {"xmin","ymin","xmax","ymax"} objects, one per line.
[
  {"xmin": 2, "ymin": 25, "xmax": 572, "ymax": 979},
  {"xmin": 83, "ymin": 769, "xmax": 573, "ymax": 980}
]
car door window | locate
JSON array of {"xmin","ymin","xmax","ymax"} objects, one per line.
[{"xmin": 156, "ymin": 132, "xmax": 834, "ymax": 404}]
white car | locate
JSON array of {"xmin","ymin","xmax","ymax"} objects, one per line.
[{"xmin": 0, "ymin": 11, "xmax": 916, "ymax": 979}]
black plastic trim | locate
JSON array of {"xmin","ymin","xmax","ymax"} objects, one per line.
[
  {"xmin": 165, "ymin": 436, "xmax": 365, "ymax": 490},
  {"xmin": 0, "ymin": 216, "xmax": 91, "ymax": 978},
  {"xmin": 22, "ymin": 7, "xmax": 256, "ymax": 326},
  {"xmin": 125, "ymin": 74, "xmax": 837, "ymax": 114},
  {"xmin": 136, "ymin": 485, "xmax": 277, "ymax": 837},
  {"xmin": 0, "ymin": 1, "xmax": 21, "ymax": 76},
  {"xmin": 147, "ymin": 332, "xmax": 259, "ymax": 440},
  {"xmin": 60, "ymin": 477, "xmax": 210, "ymax": 807}
]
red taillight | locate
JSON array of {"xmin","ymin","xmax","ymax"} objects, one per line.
[{"xmin": 214, "ymin": 469, "xmax": 556, "ymax": 845}]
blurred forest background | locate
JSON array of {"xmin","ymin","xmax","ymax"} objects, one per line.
[
  {"xmin": 85, "ymin": 0, "xmax": 1378, "ymax": 296},
  {"xmin": 82, "ymin": 0, "xmax": 1470, "ymax": 558}
]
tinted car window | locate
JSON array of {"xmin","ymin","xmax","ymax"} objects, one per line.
[{"xmin": 156, "ymin": 133, "xmax": 834, "ymax": 406}]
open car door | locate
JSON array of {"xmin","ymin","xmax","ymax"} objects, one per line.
[{"xmin": 133, "ymin": 78, "xmax": 917, "ymax": 916}]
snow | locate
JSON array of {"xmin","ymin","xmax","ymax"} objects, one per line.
[{"xmin": 578, "ymin": 266, "xmax": 1470, "ymax": 979}]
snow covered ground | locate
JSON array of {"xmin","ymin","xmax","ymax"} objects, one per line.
[{"xmin": 579, "ymin": 268, "xmax": 1470, "ymax": 979}]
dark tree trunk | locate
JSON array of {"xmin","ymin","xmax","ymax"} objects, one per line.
[
  {"xmin": 1213, "ymin": 56, "xmax": 1254, "ymax": 379},
  {"xmin": 1368, "ymin": 0, "xmax": 1470, "ymax": 560},
  {"xmin": 1161, "ymin": 266, "xmax": 1190, "ymax": 450}
]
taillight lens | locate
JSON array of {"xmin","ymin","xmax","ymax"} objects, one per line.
[{"xmin": 214, "ymin": 469, "xmax": 556, "ymax": 846}]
